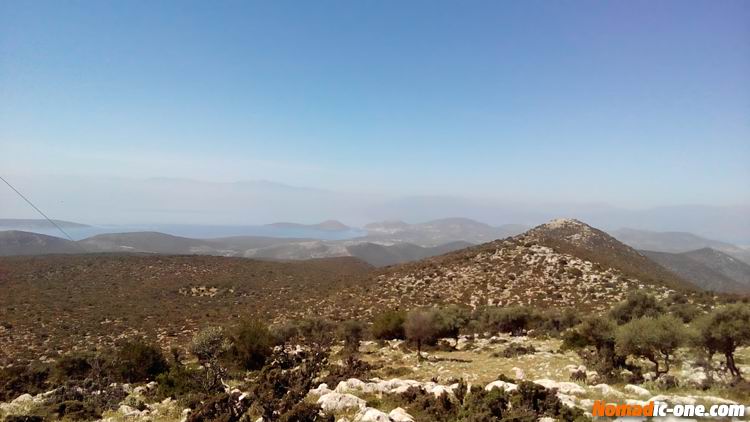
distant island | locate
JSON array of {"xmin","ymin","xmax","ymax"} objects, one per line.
[{"xmin": 0, "ymin": 218, "xmax": 89, "ymax": 229}]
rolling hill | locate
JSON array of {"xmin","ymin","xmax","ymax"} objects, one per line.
[{"xmin": 0, "ymin": 230, "xmax": 81, "ymax": 256}]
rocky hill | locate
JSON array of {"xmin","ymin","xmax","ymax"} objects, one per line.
[{"xmin": 318, "ymin": 219, "xmax": 695, "ymax": 320}]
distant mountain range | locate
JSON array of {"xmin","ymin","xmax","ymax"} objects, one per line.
[
  {"xmin": 364, "ymin": 218, "xmax": 528, "ymax": 246},
  {"xmin": 266, "ymin": 220, "xmax": 351, "ymax": 231},
  {"xmin": 610, "ymin": 228, "xmax": 750, "ymax": 264},
  {"xmin": 642, "ymin": 248, "xmax": 750, "ymax": 294},
  {"xmin": 2, "ymin": 217, "xmax": 750, "ymax": 293}
]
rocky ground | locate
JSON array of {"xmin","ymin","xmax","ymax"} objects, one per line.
[{"xmin": 2, "ymin": 334, "xmax": 747, "ymax": 421}]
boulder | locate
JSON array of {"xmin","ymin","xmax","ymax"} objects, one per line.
[
  {"xmin": 533, "ymin": 379, "xmax": 586, "ymax": 396},
  {"xmin": 589, "ymin": 384, "xmax": 621, "ymax": 397},
  {"xmin": 310, "ymin": 383, "xmax": 333, "ymax": 396},
  {"xmin": 512, "ymin": 367, "xmax": 525, "ymax": 380},
  {"xmin": 355, "ymin": 407, "xmax": 391, "ymax": 422},
  {"xmin": 317, "ymin": 392, "xmax": 366, "ymax": 412},
  {"xmin": 624, "ymin": 384, "xmax": 650, "ymax": 398},
  {"xmin": 484, "ymin": 381, "xmax": 518, "ymax": 392},
  {"xmin": 585, "ymin": 371, "xmax": 600, "ymax": 385},
  {"xmin": 389, "ymin": 407, "xmax": 415, "ymax": 422}
]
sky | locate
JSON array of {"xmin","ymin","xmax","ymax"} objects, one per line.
[{"xmin": 1, "ymin": 0, "xmax": 749, "ymax": 222}]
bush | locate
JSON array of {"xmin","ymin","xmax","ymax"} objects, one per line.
[
  {"xmin": 190, "ymin": 327, "xmax": 230, "ymax": 363},
  {"xmin": 457, "ymin": 386, "xmax": 509, "ymax": 421},
  {"xmin": 52, "ymin": 354, "xmax": 92, "ymax": 382},
  {"xmin": 434, "ymin": 305, "xmax": 471, "ymax": 340},
  {"xmin": 227, "ymin": 320, "xmax": 273, "ymax": 370},
  {"xmin": 0, "ymin": 362, "xmax": 49, "ymax": 402},
  {"xmin": 339, "ymin": 320, "xmax": 365, "ymax": 354},
  {"xmin": 476, "ymin": 306, "xmax": 540, "ymax": 336},
  {"xmin": 296, "ymin": 318, "xmax": 336, "ymax": 348},
  {"xmin": 372, "ymin": 310, "xmax": 406, "ymax": 340},
  {"xmin": 610, "ymin": 291, "xmax": 665, "ymax": 324},
  {"xmin": 112, "ymin": 340, "xmax": 168, "ymax": 383},
  {"xmin": 279, "ymin": 402, "xmax": 333, "ymax": 422},
  {"xmin": 499, "ymin": 343, "xmax": 536, "ymax": 358}
]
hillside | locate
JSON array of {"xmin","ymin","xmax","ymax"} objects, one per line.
[
  {"xmin": 318, "ymin": 219, "xmax": 695, "ymax": 320},
  {"xmin": 0, "ymin": 254, "xmax": 372, "ymax": 365},
  {"xmin": 682, "ymin": 247, "xmax": 750, "ymax": 287},
  {"xmin": 0, "ymin": 230, "xmax": 81, "ymax": 256},
  {"xmin": 642, "ymin": 249, "xmax": 750, "ymax": 294},
  {"xmin": 521, "ymin": 219, "xmax": 693, "ymax": 290}
]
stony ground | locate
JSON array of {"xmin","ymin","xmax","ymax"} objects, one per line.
[{"xmin": 2, "ymin": 334, "xmax": 748, "ymax": 421}]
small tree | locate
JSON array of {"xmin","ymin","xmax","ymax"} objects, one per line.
[
  {"xmin": 615, "ymin": 315, "xmax": 686, "ymax": 376},
  {"xmin": 692, "ymin": 304, "xmax": 750, "ymax": 379},
  {"xmin": 562, "ymin": 316, "xmax": 620, "ymax": 375},
  {"xmin": 405, "ymin": 309, "xmax": 441, "ymax": 359},
  {"xmin": 610, "ymin": 291, "xmax": 665, "ymax": 324},
  {"xmin": 189, "ymin": 327, "xmax": 230, "ymax": 392},
  {"xmin": 339, "ymin": 320, "xmax": 365, "ymax": 355},
  {"xmin": 372, "ymin": 310, "xmax": 406, "ymax": 340}
]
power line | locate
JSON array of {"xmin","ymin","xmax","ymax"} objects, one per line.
[{"xmin": 0, "ymin": 175, "xmax": 86, "ymax": 250}]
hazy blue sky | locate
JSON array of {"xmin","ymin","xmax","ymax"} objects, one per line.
[{"xmin": 1, "ymin": 0, "xmax": 749, "ymax": 209}]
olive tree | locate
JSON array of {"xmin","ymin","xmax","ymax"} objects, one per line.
[
  {"xmin": 692, "ymin": 304, "xmax": 750, "ymax": 379},
  {"xmin": 405, "ymin": 309, "xmax": 441, "ymax": 359},
  {"xmin": 615, "ymin": 315, "xmax": 686, "ymax": 376}
]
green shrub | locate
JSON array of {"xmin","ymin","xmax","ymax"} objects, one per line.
[
  {"xmin": 111, "ymin": 340, "xmax": 168, "ymax": 383},
  {"xmin": 339, "ymin": 320, "xmax": 365, "ymax": 354},
  {"xmin": 610, "ymin": 291, "xmax": 665, "ymax": 324},
  {"xmin": 0, "ymin": 362, "xmax": 49, "ymax": 402},
  {"xmin": 476, "ymin": 306, "xmax": 540, "ymax": 335},
  {"xmin": 279, "ymin": 402, "xmax": 333, "ymax": 422},
  {"xmin": 189, "ymin": 327, "xmax": 230, "ymax": 363},
  {"xmin": 372, "ymin": 310, "xmax": 406, "ymax": 340},
  {"xmin": 52, "ymin": 354, "xmax": 92, "ymax": 382},
  {"xmin": 296, "ymin": 318, "xmax": 336, "ymax": 348},
  {"xmin": 227, "ymin": 319, "xmax": 273, "ymax": 370}
]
